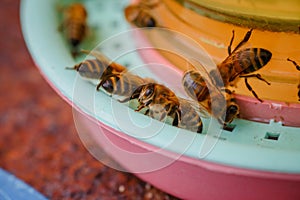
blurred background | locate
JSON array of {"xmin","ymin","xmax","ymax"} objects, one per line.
[{"xmin": 0, "ymin": 1, "xmax": 177, "ymax": 199}]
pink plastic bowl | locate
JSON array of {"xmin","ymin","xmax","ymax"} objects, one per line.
[{"xmin": 73, "ymin": 109, "xmax": 300, "ymax": 200}]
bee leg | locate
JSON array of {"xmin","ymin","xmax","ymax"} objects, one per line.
[
  {"xmin": 197, "ymin": 123, "xmax": 203, "ymax": 133},
  {"xmin": 231, "ymin": 28, "xmax": 253, "ymax": 54},
  {"xmin": 222, "ymin": 88, "xmax": 233, "ymax": 95},
  {"xmin": 222, "ymin": 123, "xmax": 229, "ymax": 130},
  {"xmin": 239, "ymin": 73, "xmax": 271, "ymax": 102},
  {"xmin": 177, "ymin": 109, "xmax": 182, "ymax": 122},
  {"xmin": 130, "ymin": 86, "xmax": 144, "ymax": 100},
  {"xmin": 222, "ymin": 123, "xmax": 236, "ymax": 132},
  {"xmin": 136, "ymin": 104, "xmax": 146, "ymax": 112},
  {"xmin": 287, "ymin": 58, "xmax": 300, "ymax": 71},
  {"xmin": 287, "ymin": 58, "xmax": 300, "ymax": 101},
  {"xmin": 228, "ymin": 30, "xmax": 235, "ymax": 55},
  {"xmin": 159, "ymin": 112, "xmax": 167, "ymax": 122},
  {"xmin": 217, "ymin": 118, "xmax": 226, "ymax": 127},
  {"xmin": 96, "ymin": 80, "xmax": 103, "ymax": 91},
  {"xmin": 172, "ymin": 112, "xmax": 179, "ymax": 127},
  {"xmin": 225, "ymin": 103, "xmax": 239, "ymax": 124},
  {"xmin": 240, "ymin": 73, "xmax": 271, "ymax": 85},
  {"xmin": 118, "ymin": 96, "xmax": 131, "ymax": 103},
  {"xmin": 243, "ymin": 77, "xmax": 263, "ymax": 102},
  {"xmin": 119, "ymin": 89, "xmax": 140, "ymax": 103},
  {"xmin": 172, "ymin": 109, "xmax": 182, "ymax": 127},
  {"xmin": 144, "ymin": 109, "xmax": 150, "ymax": 116}
]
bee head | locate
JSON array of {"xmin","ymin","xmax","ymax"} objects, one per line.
[
  {"xmin": 139, "ymin": 83, "xmax": 155, "ymax": 103},
  {"xmin": 225, "ymin": 103, "xmax": 239, "ymax": 123},
  {"xmin": 99, "ymin": 76, "xmax": 120, "ymax": 94}
]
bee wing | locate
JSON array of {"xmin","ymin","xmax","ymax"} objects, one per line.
[
  {"xmin": 121, "ymin": 71, "xmax": 145, "ymax": 82},
  {"xmin": 187, "ymin": 58, "xmax": 229, "ymax": 122},
  {"xmin": 81, "ymin": 49, "xmax": 111, "ymax": 63},
  {"xmin": 178, "ymin": 97, "xmax": 211, "ymax": 118},
  {"xmin": 117, "ymin": 73, "xmax": 152, "ymax": 103},
  {"xmin": 188, "ymin": 58, "xmax": 213, "ymax": 86},
  {"xmin": 120, "ymin": 72, "xmax": 150, "ymax": 93},
  {"xmin": 81, "ymin": 49, "xmax": 126, "ymax": 72},
  {"xmin": 188, "ymin": 58, "xmax": 224, "ymax": 96}
]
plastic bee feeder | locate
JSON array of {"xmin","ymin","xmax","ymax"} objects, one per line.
[{"xmin": 21, "ymin": 0, "xmax": 300, "ymax": 199}]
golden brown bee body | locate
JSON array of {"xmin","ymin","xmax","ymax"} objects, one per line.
[
  {"xmin": 182, "ymin": 70, "xmax": 210, "ymax": 102},
  {"xmin": 182, "ymin": 67, "xmax": 240, "ymax": 126},
  {"xmin": 287, "ymin": 58, "xmax": 300, "ymax": 101},
  {"xmin": 129, "ymin": 83, "xmax": 182, "ymax": 126},
  {"xmin": 67, "ymin": 59, "xmax": 125, "ymax": 80},
  {"xmin": 127, "ymin": 83, "xmax": 204, "ymax": 133},
  {"xmin": 217, "ymin": 48, "xmax": 272, "ymax": 85},
  {"xmin": 124, "ymin": 0, "xmax": 160, "ymax": 27},
  {"xmin": 60, "ymin": 3, "xmax": 88, "ymax": 56},
  {"xmin": 177, "ymin": 98, "xmax": 203, "ymax": 133},
  {"xmin": 182, "ymin": 29, "xmax": 271, "ymax": 126}
]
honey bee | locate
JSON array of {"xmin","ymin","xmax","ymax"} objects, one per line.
[
  {"xmin": 214, "ymin": 28, "xmax": 272, "ymax": 101},
  {"xmin": 59, "ymin": 3, "xmax": 88, "ymax": 56},
  {"xmin": 287, "ymin": 58, "xmax": 300, "ymax": 101},
  {"xmin": 124, "ymin": 0, "xmax": 161, "ymax": 27},
  {"xmin": 124, "ymin": 83, "xmax": 206, "ymax": 133},
  {"xmin": 67, "ymin": 50, "xmax": 152, "ymax": 102},
  {"xmin": 128, "ymin": 83, "xmax": 181, "ymax": 125},
  {"xmin": 183, "ymin": 63, "xmax": 239, "ymax": 126},
  {"xmin": 66, "ymin": 50, "xmax": 126, "ymax": 80},
  {"xmin": 182, "ymin": 29, "xmax": 272, "ymax": 126},
  {"xmin": 95, "ymin": 68, "xmax": 204, "ymax": 132}
]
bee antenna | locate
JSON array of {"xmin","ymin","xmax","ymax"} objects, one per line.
[{"xmin": 228, "ymin": 30, "xmax": 235, "ymax": 55}]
